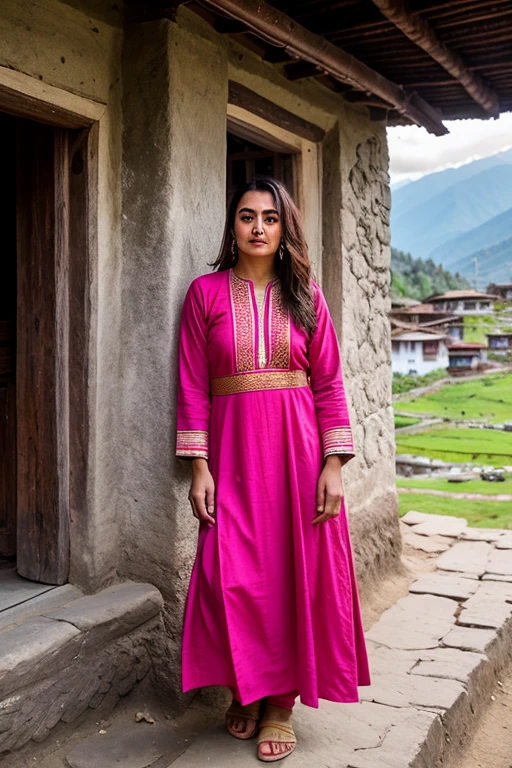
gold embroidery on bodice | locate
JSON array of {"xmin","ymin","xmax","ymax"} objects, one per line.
[{"xmin": 229, "ymin": 269, "xmax": 290, "ymax": 373}]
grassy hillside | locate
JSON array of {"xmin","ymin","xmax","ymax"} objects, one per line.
[
  {"xmin": 394, "ymin": 370, "xmax": 512, "ymax": 527},
  {"xmin": 393, "ymin": 368, "xmax": 447, "ymax": 396},
  {"xmin": 395, "ymin": 426, "xmax": 512, "ymax": 466},
  {"xmin": 463, "ymin": 313, "xmax": 498, "ymax": 343},
  {"xmin": 396, "ymin": 475, "xmax": 512, "ymax": 495},
  {"xmin": 398, "ymin": 493, "xmax": 511, "ymax": 528},
  {"xmin": 395, "ymin": 371, "xmax": 512, "ymax": 424}
]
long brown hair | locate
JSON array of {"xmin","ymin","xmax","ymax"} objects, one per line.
[{"xmin": 210, "ymin": 176, "xmax": 316, "ymax": 335}]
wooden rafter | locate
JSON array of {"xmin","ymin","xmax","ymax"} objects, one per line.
[
  {"xmin": 370, "ymin": 0, "xmax": 500, "ymax": 116},
  {"xmin": 197, "ymin": 0, "xmax": 448, "ymax": 135}
]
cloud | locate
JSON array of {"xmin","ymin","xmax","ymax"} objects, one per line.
[{"xmin": 387, "ymin": 112, "xmax": 512, "ymax": 184}]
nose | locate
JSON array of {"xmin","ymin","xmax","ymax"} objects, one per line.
[{"xmin": 252, "ymin": 222, "xmax": 264, "ymax": 235}]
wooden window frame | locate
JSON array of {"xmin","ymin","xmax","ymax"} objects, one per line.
[{"xmin": 226, "ymin": 95, "xmax": 322, "ymax": 280}]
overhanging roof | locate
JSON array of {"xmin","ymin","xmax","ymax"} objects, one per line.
[{"xmin": 171, "ymin": 0, "xmax": 512, "ymax": 136}]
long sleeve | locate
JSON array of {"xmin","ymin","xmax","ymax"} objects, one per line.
[
  {"xmin": 308, "ymin": 283, "xmax": 355, "ymax": 463},
  {"xmin": 176, "ymin": 279, "xmax": 211, "ymax": 459}
]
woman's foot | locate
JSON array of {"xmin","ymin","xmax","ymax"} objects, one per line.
[
  {"xmin": 225, "ymin": 698, "xmax": 261, "ymax": 740},
  {"xmin": 257, "ymin": 704, "xmax": 297, "ymax": 762}
]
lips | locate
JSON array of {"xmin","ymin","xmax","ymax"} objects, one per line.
[{"xmin": 250, "ymin": 239, "xmax": 267, "ymax": 244}]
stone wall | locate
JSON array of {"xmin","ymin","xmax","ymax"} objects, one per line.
[
  {"xmin": 322, "ymin": 112, "xmax": 400, "ymax": 595},
  {"xmin": 340, "ymin": 126, "xmax": 402, "ymax": 593}
]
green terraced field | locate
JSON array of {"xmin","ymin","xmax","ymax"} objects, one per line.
[
  {"xmin": 394, "ymin": 415, "xmax": 422, "ymax": 428},
  {"xmin": 396, "ymin": 475, "xmax": 512, "ymax": 495},
  {"xmin": 395, "ymin": 426, "xmax": 512, "ymax": 466},
  {"xmin": 394, "ymin": 371, "xmax": 512, "ymax": 425}
]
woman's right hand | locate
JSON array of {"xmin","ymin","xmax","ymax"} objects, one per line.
[{"xmin": 189, "ymin": 458, "xmax": 216, "ymax": 525}]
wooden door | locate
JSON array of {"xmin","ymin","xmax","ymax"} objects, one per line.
[{"xmin": 16, "ymin": 118, "xmax": 70, "ymax": 584}]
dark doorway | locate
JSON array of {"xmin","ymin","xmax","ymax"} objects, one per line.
[
  {"xmin": 226, "ymin": 129, "xmax": 296, "ymax": 200},
  {"xmin": 0, "ymin": 109, "xmax": 95, "ymax": 587}
]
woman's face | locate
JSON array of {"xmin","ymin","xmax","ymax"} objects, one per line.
[{"xmin": 233, "ymin": 190, "xmax": 283, "ymax": 261}]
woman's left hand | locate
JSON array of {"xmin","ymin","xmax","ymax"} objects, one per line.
[{"xmin": 313, "ymin": 455, "xmax": 346, "ymax": 525}]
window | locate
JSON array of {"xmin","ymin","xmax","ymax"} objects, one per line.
[
  {"xmin": 226, "ymin": 132, "xmax": 294, "ymax": 200},
  {"xmin": 423, "ymin": 341, "xmax": 438, "ymax": 360}
]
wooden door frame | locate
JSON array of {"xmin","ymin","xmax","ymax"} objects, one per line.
[{"xmin": 0, "ymin": 66, "xmax": 104, "ymax": 584}]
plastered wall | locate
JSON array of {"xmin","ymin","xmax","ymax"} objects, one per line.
[{"xmin": 1, "ymin": 0, "xmax": 400, "ymax": 700}]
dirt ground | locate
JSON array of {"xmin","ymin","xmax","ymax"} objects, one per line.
[{"xmin": 446, "ymin": 668, "xmax": 512, "ymax": 768}]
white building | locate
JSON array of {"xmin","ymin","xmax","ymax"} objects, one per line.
[{"xmin": 391, "ymin": 328, "xmax": 450, "ymax": 375}]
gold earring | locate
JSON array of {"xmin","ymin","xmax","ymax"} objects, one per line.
[
  {"xmin": 231, "ymin": 238, "xmax": 237, "ymax": 259},
  {"xmin": 279, "ymin": 242, "xmax": 284, "ymax": 261}
]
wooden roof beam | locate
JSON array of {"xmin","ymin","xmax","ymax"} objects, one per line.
[
  {"xmin": 197, "ymin": 0, "xmax": 448, "ymax": 135},
  {"xmin": 370, "ymin": 0, "xmax": 500, "ymax": 116}
]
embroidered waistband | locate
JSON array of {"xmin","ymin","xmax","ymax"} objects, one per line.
[{"xmin": 212, "ymin": 370, "xmax": 309, "ymax": 396}]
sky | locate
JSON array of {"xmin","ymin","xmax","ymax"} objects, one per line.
[{"xmin": 387, "ymin": 111, "xmax": 512, "ymax": 186}]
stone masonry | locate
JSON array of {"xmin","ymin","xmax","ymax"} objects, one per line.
[
  {"xmin": 340, "ymin": 129, "xmax": 402, "ymax": 594},
  {"xmin": 0, "ymin": 582, "xmax": 164, "ymax": 755}
]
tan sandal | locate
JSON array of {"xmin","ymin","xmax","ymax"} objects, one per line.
[
  {"xmin": 257, "ymin": 705, "xmax": 297, "ymax": 762},
  {"xmin": 225, "ymin": 698, "xmax": 262, "ymax": 740}
]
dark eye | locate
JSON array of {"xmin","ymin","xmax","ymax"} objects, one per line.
[
  {"xmin": 241, "ymin": 215, "xmax": 253, "ymax": 222},
  {"xmin": 266, "ymin": 216, "xmax": 278, "ymax": 224}
]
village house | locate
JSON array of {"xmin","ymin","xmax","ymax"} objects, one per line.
[
  {"xmin": 425, "ymin": 289, "xmax": 499, "ymax": 314},
  {"xmin": 390, "ymin": 303, "xmax": 462, "ymax": 340},
  {"xmin": 0, "ymin": 0, "xmax": 511, "ymax": 755},
  {"xmin": 447, "ymin": 340, "xmax": 489, "ymax": 374},
  {"xmin": 391, "ymin": 321, "xmax": 450, "ymax": 375},
  {"xmin": 486, "ymin": 331, "xmax": 512, "ymax": 354}
]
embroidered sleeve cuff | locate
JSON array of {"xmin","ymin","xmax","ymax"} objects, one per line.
[
  {"xmin": 322, "ymin": 426, "xmax": 355, "ymax": 459},
  {"xmin": 176, "ymin": 430, "xmax": 209, "ymax": 459}
]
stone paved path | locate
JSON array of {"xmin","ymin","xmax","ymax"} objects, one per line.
[{"xmin": 5, "ymin": 514, "xmax": 511, "ymax": 768}]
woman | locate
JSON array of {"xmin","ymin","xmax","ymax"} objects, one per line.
[{"xmin": 176, "ymin": 175, "xmax": 371, "ymax": 762}]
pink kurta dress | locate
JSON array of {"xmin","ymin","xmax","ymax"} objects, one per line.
[{"xmin": 176, "ymin": 268, "xmax": 371, "ymax": 708}]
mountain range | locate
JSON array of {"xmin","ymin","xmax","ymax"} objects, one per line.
[{"xmin": 390, "ymin": 148, "xmax": 512, "ymax": 286}]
